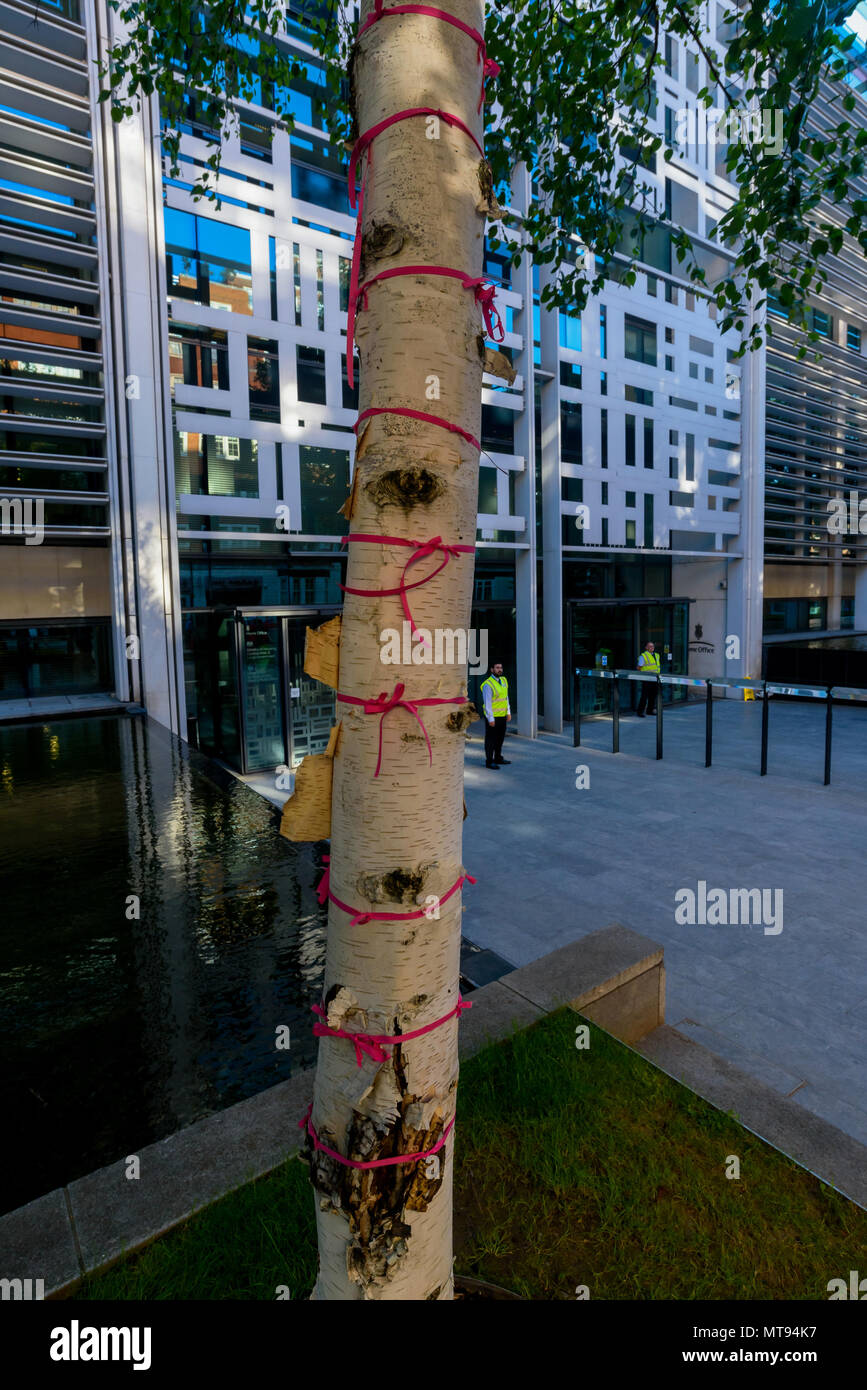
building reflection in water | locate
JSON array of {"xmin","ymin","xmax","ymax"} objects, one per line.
[{"xmin": 0, "ymin": 714, "xmax": 327, "ymax": 1215}]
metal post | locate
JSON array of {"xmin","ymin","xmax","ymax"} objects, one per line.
[
  {"xmin": 573, "ymin": 671, "xmax": 581, "ymax": 747},
  {"xmin": 655, "ymin": 676, "xmax": 663, "ymax": 760},
  {"xmin": 612, "ymin": 677, "xmax": 620, "ymax": 754},
  {"xmin": 824, "ymin": 686, "xmax": 833, "ymax": 787},
  {"xmin": 760, "ymin": 681, "xmax": 769, "ymax": 776},
  {"xmin": 705, "ymin": 680, "xmax": 712, "ymax": 768}
]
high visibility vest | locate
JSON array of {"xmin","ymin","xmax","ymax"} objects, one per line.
[
  {"xmin": 481, "ymin": 675, "xmax": 509, "ymax": 716},
  {"xmin": 640, "ymin": 650, "xmax": 660, "ymax": 674}
]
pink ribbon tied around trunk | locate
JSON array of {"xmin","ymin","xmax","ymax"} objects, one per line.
[
  {"xmin": 338, "ymin": 681, "xmax": 469, "ymax": 777},
  {"xmin": 315, "ymin": 854, "xmax": 476, "ymax": 927},
  {"xmin": 360, "ymin": 1, "xmax": 501, "ymax": 112},
  {"xmin": 311, "ymin": 1004, "xmax": 391, "ymax": 1066},
  {"xmin": 352, "ymin": 266, "xmax": 505, "ymax": 360},
  {"xmin": 311, "ymin": 996, "xmax": 471, "ymax": 1068},
  {"xmin": 345, "ymin": 107, "xmax": 483, "ymax": 390},
  {"xmin": 299, "ymin": 1102, "xmax": 456, "ymax": 1171},
  {"xmin": 340, "ymin": 532, "xmax": 475, "ymax": 646}
]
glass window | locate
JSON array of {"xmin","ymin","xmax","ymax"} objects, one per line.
[
  {"xmin": 168, "ymin": 324, "xmax": 229, "ymax": 392},
  {"xmin": 601, "ymin": 409, "xmax": 608, "ymax": 468},
  {"xmin": 293, "ymin": 243, "xmax": 302, "ymax": 325},
  {"xmin": 560, "ymin": 401, "xmax": 582, "ymax": 463},
  {"xmin": 562, "ymin": 474, "xmax": 583, "ymax": 503},
  {"xmin": 291, "ymin": 162, "xmax": 347, "ymax": 213},
  {"xmin": 478, "ymin": 466, "xmax": 498, "ymax": 514},
  {"xmin": 599, "ymin": 304, "xmax": 607, "ymax": 357},
  {"xmin": 483, "ymin": 239, "xmax": 512, "ymax": 284},
  {"xmin": 664, "ymin": 34, "xmax": 678, "ymax": 78},
  {"xmin": 559, "ymin": 312, "xmax": 582, "ymax": 351},
  {"xmin": 174, "ymin": 431, "xmax": 259, "ymax": 498},
  {"xmin": 847, "ymin": 324, "xmax": 861, "ymax": 351},
  {"xmin": 644, "ymin": 493, "xmax": 654, "ymax": 544},
  {"xmin": 481, "ymin": 404, "xmax": 515, "ymax": 452},
  {"xmin": 316, "ymin": 248, "xmax": 325, "ymax": 330},
  {"xmin": 273, "ymin": 56, "xmax": 327, "ymax": 129},
  {"xmin": 643, "ymin": 418, "xmax": 653, "ymax": 468},
  {"xmin": 625, "ymin": 414, "xmax": 636, "ymax": 466},
  {"xmin": 625, "ymin": 519, "xmax": 636, "ymax": 546},
  {"xmin": 812, "ymin": 308, "xmax": 832, "ymax": 339},
  {"xmin": 625, "ymin": 490, "xmax": 636, "ymax": 507},
  {"xmin": 164, "ymin": 208, "xmax": 253, "ymax": 314},
  {"xmin": 269, "ymin": 237, "xmax": 278, "ymax": 319},
  {"xmin": 625, "ymin": 385, "xmax": 653, "ymax": 405},
  {"xmin": 339, "ymin": 257, "xmax": 351, "ymax": 313},
  {"xmin": 248, "ymin": 338, "xmax": 280, "ymax": 421},
  {"xmin": 297, "ymin": 344, "xmax": 326, "ymax": 404},
  {"xmin": 299, "ymin": 446, "xmax": 349, "ymax": 534},
  {"xmin": 624, "ymin": 313, "xmax": 657, "ymax": 365},
  {"xmin": 666, "ymin": 178, "xmax": 699, "ymax": 232},
  {"xmin": 341, "ymin": 354, "xmax": 359, "ymax": 411},
  {"xmin": 560, "ymin": 361, "xmax": 582, "ymax": 389}
]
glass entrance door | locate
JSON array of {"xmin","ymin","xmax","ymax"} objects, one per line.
[
  {"xmin": 241, "ymin": 616, "xmax": 285, "ymax": 771},
  {"xmin": 286, "ymin": 618, "xmax": 336, "ymax": 768},
  {"xmin": 569, "ymin": 600, "xmax": 690, "ymax": 717}
]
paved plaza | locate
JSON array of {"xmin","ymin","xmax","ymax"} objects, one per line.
[{"xmin": 462, "ymin": 697, "xmax": 867, "ymax": 1147}]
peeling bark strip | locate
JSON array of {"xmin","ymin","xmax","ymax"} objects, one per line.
[{"xmin": 308, "ymin": 0, "xmax": 488, "ymax": 1301}]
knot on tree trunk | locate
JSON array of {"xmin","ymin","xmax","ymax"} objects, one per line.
[
  {"xmin": 365, "ymin": 467, "xmax": 446, "ymax": 509},
  {"xmin": 358, "ymin": 865, "xmax": 430, "ymax": 904},
  {"xmin": 446, "ymin": 705, "xmax": 476, "ymax": 733},
  {"xmin": 363, "ymin": 218, "xmax": 407, "ymax": 268}
]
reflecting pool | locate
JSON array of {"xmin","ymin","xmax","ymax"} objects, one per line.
[{"xmin": 0, "ymin": 714, "xmax": 327, "ymax": 1215}]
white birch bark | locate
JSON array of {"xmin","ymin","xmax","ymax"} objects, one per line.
[{"xmin": 307, "ymin": 0, "xmax": 490, "ymax": 1300}]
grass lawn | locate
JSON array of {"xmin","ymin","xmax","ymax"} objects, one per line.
[{"xmin": 76, "ymin": 1011, "xmax": 866, "ymax": 1300}]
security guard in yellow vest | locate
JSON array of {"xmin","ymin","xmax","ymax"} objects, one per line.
[
  {"xmin": 480, "ymin": 661, "xmax": 511, "ymax": 769},
  {"xmin": 636, "ymin": 641, "xmax": 660, "ymax": 717}
]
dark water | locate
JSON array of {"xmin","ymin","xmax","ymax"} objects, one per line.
[{"xmin": 0, "ymin": 715, "xmax": 327, "ymax": 1215}]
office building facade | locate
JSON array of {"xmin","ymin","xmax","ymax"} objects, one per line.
[{"xmin": 2, "ymin": 0, "xmax": 864, "ymax": 768}]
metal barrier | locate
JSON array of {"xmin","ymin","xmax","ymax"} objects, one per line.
[{"xmin": 572, "ymin": 668, "xmax": 867, "ymax": 786}]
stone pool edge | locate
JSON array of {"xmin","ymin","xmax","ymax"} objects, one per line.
[{"xmin": 3, "ymin": 922, "xmax": 866, "ymax": 1297}]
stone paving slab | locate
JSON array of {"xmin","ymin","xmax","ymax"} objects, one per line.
[
  {"xmin": 463, "ymin": 701, "xmax": 867, "ymax": 1148},
  {"xmin": 669, "ymin": 1019, "xmax": 806, "ymax": 1097},
  {"xmin": 458, "ymin": 979, "xmax": 545, "ymax": 1060}
]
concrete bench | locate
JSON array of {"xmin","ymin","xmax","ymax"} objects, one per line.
[{"xmin": 459, "ymin": 922, "xmax": 665, "ymax": 1058}]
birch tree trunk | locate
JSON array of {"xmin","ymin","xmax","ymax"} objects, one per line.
[{"xmin": 306, "ymin": 0, "xmax": 492, "ymax": 1300}]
